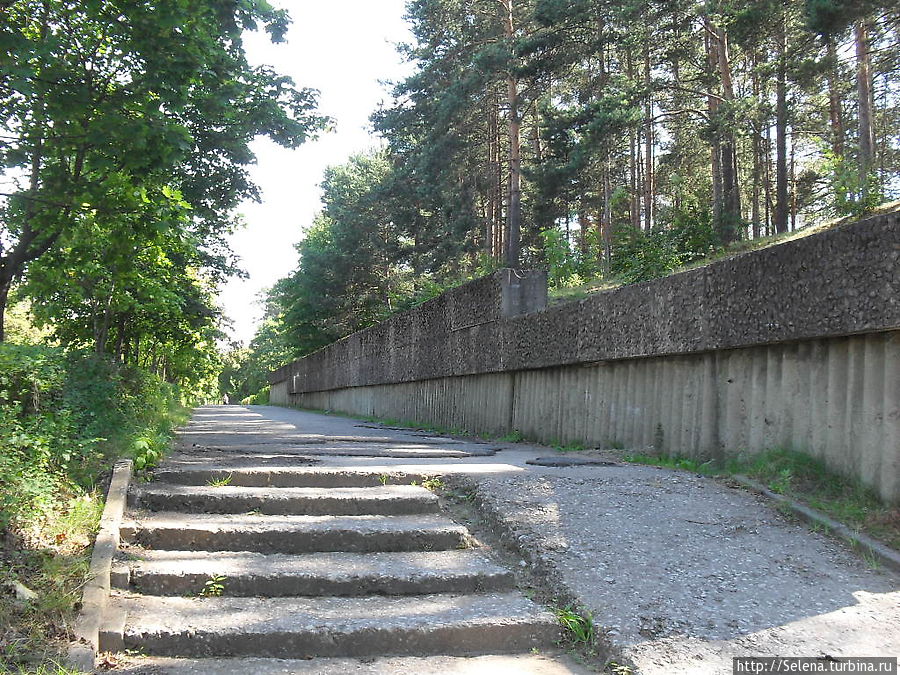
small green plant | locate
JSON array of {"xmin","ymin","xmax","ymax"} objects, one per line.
[
  {"xmin": 198, "ymin": 575, "xmax": 227, "ymax": 597},
  {"xmin": 498, "ymin": 430, "xmax": 525, "ymax": 443},
  {"xmin": 206, "ymin": 474, "xmax": 232, "ymax": 487},
  {"xmin": 378, "ymin": 473, "xmax": 390, "ymax": 486},
  {"xmin": 421, "ymin": 476, "xmax": 445, "ymax": 491},
  {"xmin": 131, "ymin": 433, "xmax": 167, "ymax": 472},
  {"xmin": 852, "ymin": 541, "xmax": 882, "ymax": 571},
  {"xmin": 606, "ymin": 661, "xmax": 634, "ymax": 674},
  {"xmin": 555, "ymin": 605, "xmax": 595, "ymax": 646}
]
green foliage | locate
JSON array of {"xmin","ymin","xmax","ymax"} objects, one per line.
[
  {"xmin": 552, "ymin": 441, "xmax": 586, "ymax": 453},
  {"xmin": 554, "ymin": 605, "xmax": 596, "ymax": 646},
  {"xmin": 610, "ymin": 205, "xmax": 721, "ymax": 283},
  {"xmin": 421, "ymin": 476, "xmax": 445, "ymax": 491},
  {"xmin": 198, "ymin": 575, "xmax": 227, "ymax": 598},
  {"xmin": 498, "ymin": 430, "xmax": 525, "ymax": 443},
  {"xmin": 819, "ymin": 148, "xmax": 885, "ymax": 219},
  {"xmin": 0, "ymin": 343, "xmax": 186, "ymax": 669},
  {"xmin": 0, "ymin": 343, "xmax": 184, "ymax": 534},
  {"xmin": 241, "ymin": 386, "xmax": 270, "ymax": 406}
]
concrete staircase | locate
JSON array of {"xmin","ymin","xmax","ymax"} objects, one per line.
[{"xmin": 106, "ymin": 462, "xmax": 560, "ymax": 662}]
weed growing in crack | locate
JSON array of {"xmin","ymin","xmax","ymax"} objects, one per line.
[
  {"xmin": 198, "ymin": 575, "xmax": 227, "ymax": 597},
  {"xmin": 555, "ymin": 605, "xmax": 595, "ymax": 646},
  {"xmin": 206, "ymin": 474, "xmax": 232, "ymax": 487},
  {"xmin": 421, "ymin": 476, "xmax": 445, "ymax": 491}
]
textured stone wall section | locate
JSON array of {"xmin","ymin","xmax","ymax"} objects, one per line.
[
  {"xmin": 271, "ymin": 213, "xmax": 900, "ymax": 393},
  {"xmin": 271, "ymin": 269, "xmax": 548, "ymax": 393}
]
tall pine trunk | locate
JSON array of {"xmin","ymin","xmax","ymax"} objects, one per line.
[
  {"xmin": 706, "ymin": 26, "xmax": 723, "ymax": 229},
  {"xmin": 855, "ymin": 20, "xmax": 875, "ymax": 200},
  {"xmin": 713, "ymin": 21, "xmax": 740, "ymax": 243},
  {"xmin": 774, "ymin": 16, "xmax": 789, "ymax": 234},
  {"xmin": 503, "ymin": 0, "xmax": 522, "ymax": 269},
  {"xmin": 826, "ymin": 37, "xmax": 845, "ymax": 157},
  {"xmin": 643, "ymin": 42, "xmax": 653, "ymax": 231}
]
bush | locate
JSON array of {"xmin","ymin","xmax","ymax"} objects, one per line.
[
  {"xmin": 0, "ymin": 345, "xmax": 183, "ymax": 541},
  {"xmin": 611, "ymin": 204, "xmax": 721, "ymax": 283},
  {"xmin": 241, "ymin": 386, "xmax": 270, "ymax": 406}
]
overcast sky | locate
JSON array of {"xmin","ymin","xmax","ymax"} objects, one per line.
[{"xmin": 218, "ymin": 1, "xmax": 413, "ymax": 345}]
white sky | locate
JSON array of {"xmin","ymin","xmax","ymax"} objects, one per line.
[{"xmin": 218, "ymin": 1, "xmax": 414, "ymax": 345}]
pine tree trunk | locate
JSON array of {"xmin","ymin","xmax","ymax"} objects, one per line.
[
  {"xmin": 630, "ymin": 130, "xmax": 640, "ymax": 230},
  {"xmin": 578, "ymin": 212, "xmax": 590, "ymax": 257},
  {"xmin": 774, "ymin": 16, "xmax": 789, "ymax": 234},
  {"xmin": 706, "ymin": 26, "xmax": 723, "ymax": 228},
  {"xmin": 715, "ymin": 23, "xmax": 740, "ymax": 242},
  {"xmin": 486, "ymin": 92, "xmax": 496, "ymax": 258},
  {"xmin": 826, "ymin": 37, "xmax": 845, "ymax": 157},
  {"xmin": 643, "ymin": 39, "xmax": 653, "ymax": 231},
  {"xmin": 751, "ymin": 52, "xmax": 762, "ymax": 239},
  {"xmin": 789, "ymin": 133, "xmax": 797, "ymax": 231},
  {"xmin": 764, "ymin": 122, "xmax": 773, "ymax": 236},
  {"xmin": 602, "ymin": 154, "xmax": 612, "ymax": 269},
  {"xmin": 856, "ymin": 20, "xmax": 875, "ymax": 197},
  {"xmin": 503, "ymin": 0, "xmax": 521, "ymax": 269}
]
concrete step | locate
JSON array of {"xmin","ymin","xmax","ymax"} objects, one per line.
[
  {"xmin": 120, "ymin": 550, "xmax": 515, "ymax": 597},
  {"xmin": 110, "ymin": 653, "xmax": 586, "ymax": 674},
  {"xmin": 131, "ymin": 484, "xmax": 439, "ymax": 516},
  {"xmin": 178, "ymin": 444, "xmax": 492, "ymax": 459},
  {"xmin": 151, "ymin": 466, "xmax": 432, "ymax": 488},
  {"xmin": 111, "ymin": 592, "xmax": 560, "ymax": 658},
  {"xmin": 120, "ymin": 512, "xmax": 470, "ymax": 553}
]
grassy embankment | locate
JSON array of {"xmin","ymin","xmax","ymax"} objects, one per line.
[
  {"xmin": 549, "ymin": 199, "xmax": 900, "ymax": 303},
  {"xmin": 0, "ymin": 344, "xmax": 188, "ymax": 673}
]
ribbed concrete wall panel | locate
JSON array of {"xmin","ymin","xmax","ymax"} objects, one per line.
[{"xmin": 285, "ymin": 331, "xmax": 900, "ymax": 503}]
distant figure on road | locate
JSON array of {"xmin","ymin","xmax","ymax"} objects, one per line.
[{"xmin": 222, "ymin": 394, "xmax": 230, "ymax": 405}]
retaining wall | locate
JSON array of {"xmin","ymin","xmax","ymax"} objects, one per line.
[{"xmin": 271, "ymin": 212, "xmax": 900, "ymax": 502}]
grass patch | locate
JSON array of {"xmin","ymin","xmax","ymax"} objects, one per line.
[
  {"xmin": 552, "ymin": 440, "xmax": 586, "ymax": 453},
  {"xmin": 625, "ymin": 448, "xmax": 899, "ymax": 550},
  {"xmin": 554, "ymin": 605, "xmax": 595, "ymax": 646},
  {"xmin": 1, "ymin": 505, "xmax": 99, "ymax": 670}
]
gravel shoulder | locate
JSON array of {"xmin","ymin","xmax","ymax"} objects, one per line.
[{"xmin": 459, "ymin": 460, "xmax": 899, "ymax": 674}]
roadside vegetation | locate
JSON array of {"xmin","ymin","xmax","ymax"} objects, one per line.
[
  {"xmin": 0, "ymin": 342, "xmax": 188, "ymax": 670},
  {"xmin": 0, "ymin": 0, "xmax": 324, "ymax": 669}
]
